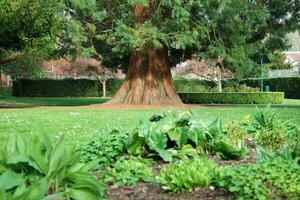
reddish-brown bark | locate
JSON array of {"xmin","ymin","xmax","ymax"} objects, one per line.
[{"xmin": 108, "ymin": 47, "xmax": 182, "ymax": 105}]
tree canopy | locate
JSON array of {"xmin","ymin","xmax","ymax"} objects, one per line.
[
  {"xmin": 0, "ymin": 0, "xmax": 299, "ymax": 80},
  {"xmin": 60, "ymin": 0, "xmax": 299, "ymax": 78}
]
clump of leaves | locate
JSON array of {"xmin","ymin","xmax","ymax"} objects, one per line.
[
  {"xmin": 225, "ymin": 121, "xmax": 248, "ymax": 144},
  {"xmin": 128, "ymin": 110, "xmax": 248, "ymax": 161},
  {"xmin": 0, "ymin": 134, "xmax": 106, "ymax": 200},
  {"xmin": 245, "ymin": 106, "xmax": 298, "ymax": 151},
  {"xmin": 101, "ymin": 156, "xmax": 155, "ymax": 187},
  {"xmin": 218, "ymin": 157, "xmax": 300, "ymax": 199},
  {"xmin": 159, "ymin": 157, "xmax": 219, "ymax": 193},
  {"xmin": 76, "ymin": 129, "xmax": 129, "ymax": 167}
]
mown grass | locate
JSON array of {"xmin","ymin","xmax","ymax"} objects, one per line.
[
  {"xmin": 0, "ymin": 90, "xmax": 109, "ymax": 107},
  {"xmin": 1, "ymin": 106, "xmax": 299, "ymax": 144}
]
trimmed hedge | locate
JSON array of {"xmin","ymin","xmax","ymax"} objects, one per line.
[
  {"xmin": 13, "ymin": 78, "xmax": 217, "ymax": 97},
  {"xmin": 240, "ymin": 76, "xmax": 300, "ymax": 99},
  {"xmin": 13, "ymin": 79, "xmax": 99, "ymax": 97},
  {"xmin": 178, "ymin": 92, "xmax": 284, "ymax": 104}
]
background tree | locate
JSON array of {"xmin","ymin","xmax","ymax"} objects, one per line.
[{"xmin": 0, "ymin": 0, "xmax": 63, "ymax": 76}]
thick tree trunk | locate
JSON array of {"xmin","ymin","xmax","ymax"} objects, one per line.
[
  {"xmin": 107, "ymin": 1, "xmax": 182, "ymax": 105},
  {"xmin": 108, "ymin": 47, "xmax": 182, "ymax": 105}
]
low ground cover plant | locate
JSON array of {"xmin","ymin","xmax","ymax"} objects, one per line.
[
  {"xmin": 159, "ymin": 157, "xmax": 219, "ymax": 193},
  {"xmin": 76, "ymin": 129, "xmax": 129, "ymax": 167},
  {"xmin": 218, "ymin": 157, "xmax": 300, "ymax": 199},
  {"xmin": 0, "ymin": 134, "xmax": 106, "ymax": 200},
  {"xmin": 101, "ymin": 156, "xmax": 155, "ymax": 187}
]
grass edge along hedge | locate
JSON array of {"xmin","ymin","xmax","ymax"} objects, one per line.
[{"xmin": 178, "ymin": 92, "xmax": 284, "ymax": 104}]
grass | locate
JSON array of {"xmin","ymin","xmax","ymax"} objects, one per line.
[
  {"xmin": 1, "ymin": 90, "xmax": 300, "ymax": 144},
  {"xmin": 0, "ymin": 90, "xmax": 109, "ymax": 107},
  {"xmin": 1, "ymin": 106, "xmax": 299, "ymax": 144}
]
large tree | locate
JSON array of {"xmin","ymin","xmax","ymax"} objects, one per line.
[{"xmin": 62, "ymin": 0, "xmax": 299, "ymax": 105}]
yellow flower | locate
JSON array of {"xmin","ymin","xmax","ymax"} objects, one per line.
[{"xmin": 244, "ymin": 115, "xmax": 251, "ymax": 121}]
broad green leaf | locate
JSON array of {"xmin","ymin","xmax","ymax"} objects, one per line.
[
  {"xmin": 68, "ymin": 188, "xmax": 101, "ymax": 200},
  {"xmin": 0, "ymin": 171, "xmax": 24, "ymax": 191}
]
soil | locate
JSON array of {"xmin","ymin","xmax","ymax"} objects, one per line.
[
  {"xmin": 108, "ymin": 140, "xmax": 256, "ymax": 200},
  {"xmin": 109, "ymin": 183, "xmax": 230, "ymax": 200}
]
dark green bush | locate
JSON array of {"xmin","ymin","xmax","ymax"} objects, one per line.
[
  {"xmin": 240, "ymin": 76, "xmax": 300, "ymax": 99},
  {"xmin": 179, "ymin": 92, "xmax": 284, "ymax": 104},
  {"xmin": 13, "ymin": 78, "xmax": 100, "ymax": 97}
]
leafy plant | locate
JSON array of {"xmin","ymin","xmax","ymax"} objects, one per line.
[
  {"xmin": 76, "ymin": 129, "xmax": 129, "ymax": 167},
  {"xmin": 101, "ymin": 156, "xmax": 155, "ymax": 187},
  {"xmin": 0, "ymin": 134, "xmax": 106, "ymax": 200},
  {"xmin": 218, "ymin": 157, "xmax": 300, "ymax": 199},
  {"xmin": 214, "ymin": 140, "xmax": 248, "ymax": 160},
  {"xmin": 225, "ymin": 121, "xmax": 247, "ymax": 144},
  {"xmin": 159, "ymin": 157, "xmax": 219, "ymax": 193},
  {"xmin": 128, "ymin": 110, "xmax": 248, "ymax": 161},
  {"xmin": 245, "ymin": 106, "xmax": 298, "ymax": 151}
]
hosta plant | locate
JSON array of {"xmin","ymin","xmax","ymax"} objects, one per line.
[
  {"xmin": 0, "ymin": 134, "xmax": 106, "ymax": 200},
  {"xmin": 128, "ymin": 110, "xmax": 248, "ymax": 161}
]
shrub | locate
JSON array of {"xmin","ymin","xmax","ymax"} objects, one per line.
[
  {"xmin": 101, "ymin": 156, "xmax": 155, "ymax": 187},
  {"xmin": 179, "ymin": 92, "xmax": 284, "ymax": 104},
  {"xmin": 159, "ymin": 157, "xmax": 218, "ymax": 193},
  {"xmin": 76, "ymin": 129, "xmax": 129, "ymax": 167},
  {"xmin": 218, "ymin": 157, "xmax": 300, "ymax": 199},
  {"xmin": 174, "ymin": 77, "xmax": 216, "ymax": 93},
  {"xmin": 240, "ymin": 76, "xmax": 300, "ymax": 99},
  {"xmin": 0, "ymin": 134, "xmax": 106, "ymax": 200},
  {"xmin": 237, "ymin": 84, "xmax": 259, "ymax": 92}
]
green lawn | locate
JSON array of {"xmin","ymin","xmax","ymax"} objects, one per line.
[
  {"xmin": 1, "ymin": 106, "xmax": 299, "ymax": 144},
  {"xmin": 1, "ymin": 91, "xmax": 300, "ymax": 143},
  {"xmin": 0, "ymin": 90, "xmax": 109, "ymax": 107}
]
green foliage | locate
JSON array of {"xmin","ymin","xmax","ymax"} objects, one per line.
[
  {"xmin": 0, "ymin": 0, "xmax": 63, "ymax": 70},
  {"xmin": 101, "ymin": 156, "xmax": 155, "ymax": 187},
  {"xmin": 225, "ymin": 121, "xmax": 248, "ymax": 144},
  {"xmin": 240, "ymin": 76, "xmax": 300, "ymax": 99},
  {"xmin": 267, "ymin": 51, "xmax": 293, "ymax": 70},
  {"xmin": 214, "ymin": 140, "xmax": 248, "ymax": 161},
  {"xmin": 179, "ymin": 92, "xmax": 284, "ymax": 104},
  {"xmin": 159, "ymin": 157, "xmax": 218, "ymax": 193},
  {"xmin": 218, "ymin": 157, "xmax": 300, "ymax": 199},
  {"xmin": 245, "ymin": 107, "xmax": 297, "ymax": 151},
  {"xmin": 76, "ymin": 129, "xmax": 129, "ymax": 167},
  {"xmin": 13, "ymin": 78, "xmax": 100, "ymax": 97},
  {"xmin": 0, "ymin": 134, "xmax": 106, "ymax": 200},
  {"xmin": 174, "ymin": 77, "xmax": 216, "ymax": 93},
  {"xmin": 127, "ymin": 110, "xmax": 247, "ymax": 161}
]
